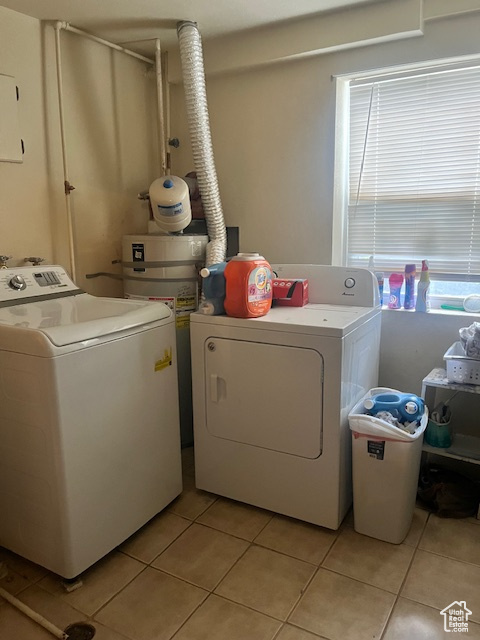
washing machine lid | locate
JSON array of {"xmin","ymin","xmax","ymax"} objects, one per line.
[
  {"xmin": 192, "ymin": 304, "xmax": 379, "ymax": 337},
  {"xmin": 0, "ymin": 293, "xmax": 172, "ymax": 351},
  {"xmin": 0, "ymin": 265, "xmax": 172, "ymax": 352}
]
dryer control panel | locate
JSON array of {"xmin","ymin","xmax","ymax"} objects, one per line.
[
  {"xmin": 0, "ymin": 265, "xmax": 80, "ymax": 305},
  {"xmin": 272, "ymin": 264, "xmax": 380, "ymax": 307}
]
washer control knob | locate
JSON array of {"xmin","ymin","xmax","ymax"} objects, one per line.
[
  {"xmin": 344, "ymin": 277, "xmax": 356, "ymax": 289},
  {"xmin": 8, "ymin": 275, "xmax": 27, "ymax": 291}
]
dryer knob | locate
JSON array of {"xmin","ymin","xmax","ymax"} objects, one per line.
[
  {"xmin": 8, "ymin": 275, "xmax": 27, "ymax": 290},
  {"xmin": 345, "ymin": 277, "xmax": 356, "ymax": 289}
]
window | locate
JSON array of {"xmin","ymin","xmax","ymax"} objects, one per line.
[{"xmin": 334, "ymin": 60, "xmax": 480, "ymax": 303}]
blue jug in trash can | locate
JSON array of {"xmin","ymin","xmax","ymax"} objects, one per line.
[{"xmin": 364, "ymin": 392, "xmax": 424, "ymax": 423}]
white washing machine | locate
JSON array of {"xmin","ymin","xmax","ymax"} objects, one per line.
[
  {"xmin": 0, "ymin": 265, "xmax": 182, "ymax": 578},
  {"xmin": 191, "ymin": 265, "xmax": 381, "ymax": 529}
]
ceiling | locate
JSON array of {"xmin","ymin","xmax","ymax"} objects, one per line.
[{"xmin": 1, "ymin": 0, "xmax": 380, "ymax": 54}]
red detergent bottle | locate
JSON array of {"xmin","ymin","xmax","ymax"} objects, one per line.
[{"xmin": 224, "ymin": 253, "xmax": 273, "ymax": 318}]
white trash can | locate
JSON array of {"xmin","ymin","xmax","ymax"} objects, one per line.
[{"xmin": 348, "ymin": 387, "xmax": 428, "ymax": 544}]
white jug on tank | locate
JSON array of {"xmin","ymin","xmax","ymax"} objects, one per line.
[{"xmin": 149, "ymin": 176, "xmax": 192, "ymax": 233}]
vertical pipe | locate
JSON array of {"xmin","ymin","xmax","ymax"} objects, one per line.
[
  {"xmin": 163, "ymin": 51, "xmax": 171, "ymax": 174},
  {"xmin": 54, "ymin": 21, "xmax": 77, "ymax": 281},
  {"xmin": 155, "ymin": 39, "xmax": 167, "ymax": 176}
]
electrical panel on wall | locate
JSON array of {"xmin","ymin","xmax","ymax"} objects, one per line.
[{"xmin": 0, "ymin": 74, "xmax": 23, "ymax": 163}]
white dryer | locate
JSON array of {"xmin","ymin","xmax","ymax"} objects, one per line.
[
  {"xmin": 0, "ymin": 266, "xmax": 182, "ymax": 578},
  {"xmin": 191, "ymin": 265, "xmax": 381, "ymax": 529}
]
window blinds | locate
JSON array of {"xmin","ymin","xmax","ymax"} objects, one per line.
[{"xmin": 347, "ymin": 65, "xmax": 480, "ymax": 278}]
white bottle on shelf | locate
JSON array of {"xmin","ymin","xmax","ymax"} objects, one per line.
[{"xmin": 415, "ymin": 259, "xmax": 430, "ymax": 312}]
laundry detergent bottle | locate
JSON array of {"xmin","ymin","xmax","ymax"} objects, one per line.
[
  {"xmin": 364, "ymin": 392, "xmax": 425, "ymax": 423},
  {"xmin": 199, "ymin": 262, "xmax": 227, "ymax": 315},
  {"xmin": 388, "ymin": 273, "xmax": 404, "ymax": 309},
  {"xmin": 224, "ymin": 253, "xmax": 273, "ymax": 318}
]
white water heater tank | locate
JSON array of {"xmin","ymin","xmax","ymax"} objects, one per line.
[
  {"xmin": 122, "ymin": 233, "xmax": 208, "ymax": 446},
  {"xmin": 149, "ymin": 176, "xmax": 192, "ymax": 233}
]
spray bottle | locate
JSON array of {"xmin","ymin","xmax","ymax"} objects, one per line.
[
  {"xmin": 368, "ymin": 256, "xmax": 384, "ymax": 306},
  {"xmin": 415, "ymin": 260, "xmax": 431, "ymax": 312}
]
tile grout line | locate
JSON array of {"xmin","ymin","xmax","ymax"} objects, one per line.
[
  {"xmin": 251, "ymin": 511, "xmax": 276, "ymax": 539},
  {"xmin": 12, "ymin": 576, "xmax": 90, "ymax": 620},
  {"xmin": 400, "ymin": 593, "xmax": 480, "ymax": 619},
  {"xmin": 378, "ymin": 550, "xmax": 419, "ymax": 640},
  {"xmin": 94, "ymin": 477, "xmax": 266, "ymax": 637},
  {"xmin": 90, "ymin": 564, "xmax": 150, "ymax": 621},
  {"xmin": 166, "ymin": 513, "xmax": 281, "ymax": 640},
  {"xmin": 184, "ymin": 517, "xmax": 271, "ymax": 544},
  {"xmin": 168, "ymin": 587, "xmax": 210, "ymax": 640},
  {"xmin": 155, "ymin": 500, "xmax": 275, "ymax": 640},
  {"xmin": 167, "ymin": 494, "xmax": 219, "ymax": 522},
  {"xmin": 251, "ymin": 539, "xmax": 334, "ymax": 566},
  {"xmin": 169, "ymin": 590, "xmax": 284, "ymax": 640},
  {"xmin": 283, "ymin": 531, "xmax": 342, "ymax": 626},
  {"xmin": 119, "ymin": 521, "xmax": 195, "ymax": 566},
  {"xmin": 284, "ymin": 563, "xmax": 323, "ymax": 627},
  {"xmin": 271, "ymin": 624, "xmax": 286, "ymax": 640},
  {"xmin": 211, "ymin": 537, "xmax": 256, "ymax": 593},
  {"xmin": 150, "ymin": 538, "xmax": 328, "ymax": 632},
  {"xmin": 378, "ymin": 511, "xmax": 431, "ymax": 640},
  {"xmin": 205, "ymin": 589, "xmax": 288, "ymax": 624},
  {"xmin": 87, "ymin": 616, "xmax": 134, "ymax": 640},
  {"xmin": 415, "ymin": 545, "xmax": 480, "ymax": 569},
  {"xmin": 319, "ymin": 525, "xmax": 344, "ymax": 567},
  {"xmin": 201, "ymin": 507, "xmax": 321, "ymax": 617},
  {"xmin": 399, "ymin": 593, "xmax": 480, "ymax": 627},
  {"xmin": 1, "ymin": 573, "xmax": 104, "ymax": 631}
]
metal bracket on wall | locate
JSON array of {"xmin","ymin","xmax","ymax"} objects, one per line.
[{"xmin": 64, "ymin": 180, "xmax": 75, "ymax": 195}]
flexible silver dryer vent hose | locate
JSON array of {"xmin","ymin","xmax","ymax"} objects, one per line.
[{"xmin": 177, "ymin": 21, "xmax": 227, "ymax": 267}]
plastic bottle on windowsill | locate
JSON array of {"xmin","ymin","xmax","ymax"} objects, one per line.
[
  {"xmin": 415, "ymin": 260, "xmax": 431, "ymax": 312},
  {"xmin": 368, "ymin": 256, "xmax": 384, "ymax": 306},
  {"xmin": 404, "ymin": 264, "xmax": 416, "ymax": 310},
  {"xmin": 388, "ymin": 273, "xmax": 404, "ymax": 309}
]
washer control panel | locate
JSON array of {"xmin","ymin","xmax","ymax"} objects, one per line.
[{"xmin": 0, "ymin": 266, "xmax": 79, "ymax": 303}]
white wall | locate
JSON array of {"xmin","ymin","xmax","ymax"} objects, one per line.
[
  {"xmin": 169, "ymin": 2, "xmax": 480, "ymax": 395},
  {"xmin": 380, "ymin": 309, "xmax": 472, "ymax": 395},
  {"xmin": 381, "ymin": 309, "xmax": 480, "ymax": 441},
  {"xmin": 171, "ymin": 6, "xmax": 480, "ymax": 263},
  {"xmin": 0, "ymin": 7, "xmax": 53, "ymax": 266},
  {"xmin": 43, "ymin": 27, "xmax": 159, "ymax": 297},
  {"xmin": 0, "ymin": 7, "xmax": 158, "ymax": 296}
]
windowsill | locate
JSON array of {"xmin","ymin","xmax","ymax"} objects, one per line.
[{"xmin": 381, "ymin": 306, "xmax": 480, "ymax": 319}]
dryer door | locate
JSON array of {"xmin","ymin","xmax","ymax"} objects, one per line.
[{"xmin": 204, "ymin": 338, "xmax": 323, "ymax": 458}]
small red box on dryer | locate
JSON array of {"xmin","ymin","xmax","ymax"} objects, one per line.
[{"xmin": 272, "ymin": 279, "xmax": 309, "ymax": 307}]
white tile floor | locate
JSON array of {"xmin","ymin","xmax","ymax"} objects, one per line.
[{"xmin": 1, "ymin": 447, "xmax": 480, "ymax": 640}]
